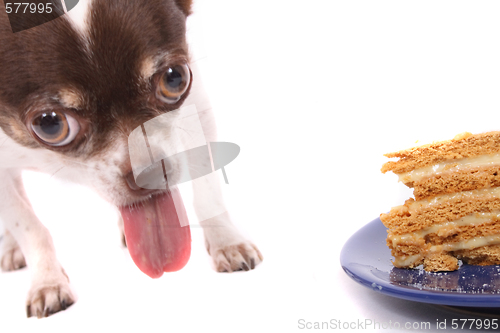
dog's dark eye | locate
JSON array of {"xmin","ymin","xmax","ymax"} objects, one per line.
[
  {"xmin": 31, "ymin": 111, "xmax": 80, "ymax": 146},
  {"xmin": 156, "ymin": 63, "xmax": 191, "ymax": 104}
]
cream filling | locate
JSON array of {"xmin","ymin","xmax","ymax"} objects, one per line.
[
  {"xmin": 393, "ymin": 254, "xmax": 423, "ymax": 267},
  {"xmin": 435, "ymin": 234, "xmax": 500, "ymax": 252},
  {"xmin": 408, "ymin": 187, "xmax": 500, "ymax": 211},
  {"xmin": 398, "ymin": 153, "xmax": 500, "ymax": 183},
  {"xmin": 391, "ymin": 212, "xmax": 500, "ymax": 267},
  {"xmin": 390, "ymin": 212, "xmax": 500, "ymax": 247}
]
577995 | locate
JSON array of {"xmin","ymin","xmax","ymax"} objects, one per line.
[{"xmin": 5, "ymin": 3, "xmax": 53, "ymax": 14}]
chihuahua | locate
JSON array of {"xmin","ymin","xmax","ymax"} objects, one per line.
[{"xmin": 0, "ymin": 0, "xmax": 262, "ymax": 318}]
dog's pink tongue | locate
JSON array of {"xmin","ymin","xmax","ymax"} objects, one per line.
[{"xmin": 119, "ymin": 188, "xmax": 191, "ymax": 278}]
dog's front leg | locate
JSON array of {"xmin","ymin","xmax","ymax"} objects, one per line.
[
  {"xmin": 192, "ymin": 172, "xmax": 263, "ymax": 272},
  {"xmin": 187, "ymin": 104, "xmax": 262, "ymax": 272},
  {"xmin": 0, "ymin": 169, "xmax": 74, "ymax": 318}
]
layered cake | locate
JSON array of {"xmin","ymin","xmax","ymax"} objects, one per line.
[{"xmin": 381, "ymin": 131, "xmax": 500, "ymax": 271}]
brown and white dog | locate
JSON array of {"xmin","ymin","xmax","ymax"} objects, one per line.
[{"xmin": 0, "ymin": 0, "xmax": 262, "ymax": 318}]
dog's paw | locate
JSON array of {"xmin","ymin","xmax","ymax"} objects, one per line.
[
  {"xmin": 1, "ymin": 232, "xmax": 26, "ymax": 271},
  {"xmin": 26, "ymin": 274, "xmax": 75, "ymax": 318},
  {"xmin": 209, "ymin": 242, "xmax": 263, "ymax": 273}
]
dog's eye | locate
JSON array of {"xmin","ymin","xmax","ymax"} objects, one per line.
[
  {"xmin": 31, "ymin": 111, "xmax": 80, "ymax": 146},
  {"xmin": 156, "ymin": 63, "xmax": 191, "ymax": 104}
]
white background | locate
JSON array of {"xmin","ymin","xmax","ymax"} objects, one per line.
[{"xmin": 2, "ymin": 0, "xmax": 500, "ymax": 332}]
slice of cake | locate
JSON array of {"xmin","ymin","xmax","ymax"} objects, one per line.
[{"xmin": 381, "ymin": 131, "xmax": 500, "ymax": 272}]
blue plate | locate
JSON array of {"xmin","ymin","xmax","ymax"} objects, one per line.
[{"xmin": 341, "ymin": 218, "xmax": 500, "ymax": 307}]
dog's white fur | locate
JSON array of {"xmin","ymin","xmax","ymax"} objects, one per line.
[
  {"xmin": 63, "ymin": 0, "xmax": 91, "ymax": 34},
  {"xmin": 0, "ymin": 0, "xmax": 262, "ymax": 318}
]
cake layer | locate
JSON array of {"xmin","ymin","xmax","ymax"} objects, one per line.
[
  {"xmin": 455, "ymin": 244, "xmax": 500, "ymax": 265},
  {"xmin": 380, "ymin": 187, "xmax": 500, "ymax": 233},
  {"xmin": 397, "ymin": 153, "xmax": 500, "ymax": 184},
  {"xmin": 395, "ymin": 244, "xmax": 500, "ymax": 269},
  {"xmin": 411, "ymin": 165, "xmax": 500, "ymax": 200},
  {"xmin": 388, "ymin": 212, "xmax": 500, "ymax": 247},
  {"xmin": 424, "ymin": 221, "xmax": 500, "ymax": 246},
  {"xmin": 392, "ymin": 235, "xmax": 500, "ymax": 268},
  {"xmin": 381, "ymin": 131, "xmax": 500, "ymax": 175},
  {"xmin": 423, "ymin": 253, "xmax": 459, "ymax": 271},
  {"xmin": 390, "ymin": 221, "xmax": 500, "ymax": 256}
]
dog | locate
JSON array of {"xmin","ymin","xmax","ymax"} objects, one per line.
[{"xmin": 0, "ymin": 0, "xmax": 262, "ymax": 318}]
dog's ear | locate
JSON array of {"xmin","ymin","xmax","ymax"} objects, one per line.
[{"xmin": 174, "ymin": 0, "xmax": 193, "ymax": 16}]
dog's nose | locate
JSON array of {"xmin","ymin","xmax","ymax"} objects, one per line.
[{"xmin": 124, "ymin": 171, "xmax": 159, "ymax": 196}]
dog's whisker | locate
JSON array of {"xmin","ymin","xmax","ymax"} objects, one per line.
[
  {"xmin": 174, "ymin": 125, "xmax": 201, "ymax": 139},
  {"xmin": 0, "ymin": 137, "xmax": 8, "ymax": 148},
  {"xmin": 48, "ymin": 159, "xmax": 98, "ymax": 179},
  {"xmin": 49, "ymin": 166, "xmax": 67, "ymax": 179}
]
